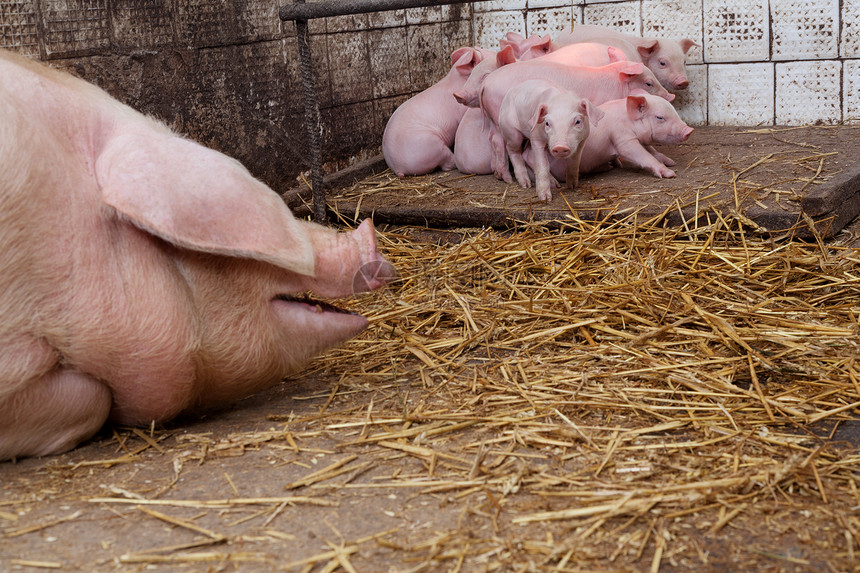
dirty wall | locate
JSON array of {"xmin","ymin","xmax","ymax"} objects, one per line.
[{"xmin": 0, "ymin": 0, "xmax": 856, "ymax": 191}]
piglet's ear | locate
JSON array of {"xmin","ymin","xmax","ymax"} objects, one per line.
[
  {"xmin": 626, "ymin": 95, "xmax": 648, "ymax": 119},
  {"xmin": 96, "ymin": 131, "xmax": 316, "ymax": 277},
  {"xmin": 616, "ymin": 61, "xmax": 645, "ymax": 79},
  {"xmin": 580, "ymin": 99, "xmax": 605, "ymax": 127},
  {"xmin": 607, "ymin": 46, "xmax": 626, "ymax": 63},
  {"xmin": 451, "ymin": 47, "xmax": 484, "ymax": 74},
  {"xmin": 679, "ymin": 39, "xmax": 699, "ymax": 54},
  {"xmin": 635, "ymin": 39, "xmax": 659, "ymax": 59},
  {"xmin": 530, "ymin": 34, "xmax": 553, "ymax": 54},
  {"xmin": 530, "ymin": 103, "xmax": 548, "ymax": 130},
  {"xmin": 497, "ymin": 44, "xmax": 517, "ymax": 66}
]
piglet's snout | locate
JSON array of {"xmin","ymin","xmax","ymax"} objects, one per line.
[{"xmin": 551, "ymin": 144, "xmax": 572, "ymax": 158}]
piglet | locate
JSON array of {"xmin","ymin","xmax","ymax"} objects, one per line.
[
  {"xmin": 579, "ymin": 93, "xmax": 693, "ymax": 177},
  {"xmin": 524, "ymin": 93, "xmax": 693, "ymax": 181},
  {"xmin": 554, "ymin": 24, "xmax": 698, "ymax": 91},
  {"xmin": 478, "ymin": 59, "xmax": 671, "ymax": 182},
  {"xmin": 0, "ymin": 49, "xmax": 395, "ymax": 461},
  {"xmin": 453, "ymin": 107, "xmax": 493, "ymax": 174},
  {"xmin": 382, "ymin": 46, "xmax": 489, "ymax": 177},
  {"xmin": 498, "ymin": 79, "xmax": 604, "ymax": 201}
]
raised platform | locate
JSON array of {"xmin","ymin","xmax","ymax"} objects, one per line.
[{"xmin": 286, "ymin": 125, "xmax": 860, "ymax": 239}]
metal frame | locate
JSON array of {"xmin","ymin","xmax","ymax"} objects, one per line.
[{"xmin": 280, "ymin": 0, "xmax": 474, "ymax": 222}]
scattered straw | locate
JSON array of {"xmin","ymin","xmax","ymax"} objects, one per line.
[{"xmin": 6, "ymin": 197, "xmax": 860, "ymax": 571}]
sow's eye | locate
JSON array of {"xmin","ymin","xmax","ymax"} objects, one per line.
[{"xmin": 656, "ymin": 115, "xmax": 665, "ymax": 121}]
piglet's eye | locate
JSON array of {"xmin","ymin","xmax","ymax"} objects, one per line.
[{"xmin": 659, "ymin": 60, "xmax": 668, "ymax": 67}]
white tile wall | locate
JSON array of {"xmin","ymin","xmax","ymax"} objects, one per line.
[
  {"xmin": 475, "ymin": 10, "xmax": 526, "ymax": 50},
  {"xmin": 845, "ymin": 60, "xmax": 860, "ymax": 122},
  {"xmin": 674, "ymin": 64, "xmax": 707, "ymax": 125},
  {"xmin": 776, "ymin": 60, "xmax": 841, "ymax": 124},
  {"xmin": 703, "ymin": 0, "xmax": 770, "ymax": 62},
  {"xmin": 708, "ymin": 63, "xmax": 774, "ymax": 125},
  {"xmin": 583, "ymin": 2, "xmax": 640, "ymax": 35},
  {"xmin": 467, "ymin": 0, "xmax": 856, "ymax": 125},
  {"xmin": 842, "ymin": 0, "xmax": 860, "ymax": 57},
  {"xmin": 771, "ymin": 0, "xmax": 839, "ymax": 60},
  {"xmin": 527, "ymin": 6, "xmax": 576, "ymax": 38}
]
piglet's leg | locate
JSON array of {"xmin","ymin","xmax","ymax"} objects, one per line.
[
  {"xmin": 646, "ymin": 145, "xmax": 676, "ymax": 166},
  {"xmin": 506, "ymin": 140, "xmax": 532, "ymax": 189},
  {"xmin": 617, "ymin": 141, "xmax": 676, "ymax": 179},
  {"xmin": 530, "ymin": 146, "xmax": 554, "ymax": 201},
  {"xmin": 0, "ymin": 370, "xmax": 111, "ymax": 460},
  {"xmin": 489, "ymin": 126, "xmax": 512, "ymax": 183}
]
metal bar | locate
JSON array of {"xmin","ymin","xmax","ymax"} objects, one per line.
[
  {"xmin": 294, "ymin": 2, "xmax": 327, "ymax": 223},
  {"xmin": 279, "ymin": 0, "xmax": 473, "ymax": 21}
]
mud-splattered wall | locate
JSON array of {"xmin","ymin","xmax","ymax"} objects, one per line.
[
  {"xmin": 0, "ymin": 1, "xmax": 855, "ymax": 189},
  {"xmin": 0, "ymin": 0, "xmax": 473, "ymax": 192}
]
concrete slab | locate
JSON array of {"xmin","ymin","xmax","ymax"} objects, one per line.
[{"xmin": 286, "ymin": 125, "xmax": 860, "ymax": 238}]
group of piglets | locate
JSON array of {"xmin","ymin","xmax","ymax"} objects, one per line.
[
  {"xmin": 383, "ymin": 24, "xmax": 697, "ymax": 201},
  {"xmin": 0, "ymin": 50, "xmax": 395, "ymax": 461}
]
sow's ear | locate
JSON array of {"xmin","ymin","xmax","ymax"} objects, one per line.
[{"xmin": 96, "ymin": 132, "xmax": 316, "ymax": 277}]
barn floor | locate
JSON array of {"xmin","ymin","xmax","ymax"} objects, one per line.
[
  {"xmin": 3, "ymin": 126, "xmax": 860, "ymax": 572},
  {"xmin": 289, "ymin": 125, "xmax": 860, "ymax": 240}
]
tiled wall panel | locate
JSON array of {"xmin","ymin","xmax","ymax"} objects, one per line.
[
  {"xmin": 583, "ymin": 1, "xmax": 640, "ymax": 34},
  {"xmin": 708, "ymin": 63, "xmax": 774, "ymax": 125},
  {"xmin": 775, "ymin": 60, "xmax": 841, "ymax": 124},
  {"xmin": 327, "ymin": 30, "xmax": 372, "ymax": 107},
  {"xmin": 674, "ymin": 64, "xmax": 707, "ymax": 125},
  {"xmin": 475, "ymin": 9, "xmax": 525, "ymax": 50},
  {"xmin": 527, "ymin": 6, "xmax": 575, "ymax": 38},
  {"xmin": 844, "ymin": 60, "xmax": 860, "ymax": 122},
  {"xmin": 842, "ymin": 0, "xmax": 860, "ymax": 57},
  {"xmin": 111, "ymin": 0, "xmax": 175, "ymax": 49},
  {"xmin": 771, "ymin": 0, "xmax": 839, "ymax": 60}
]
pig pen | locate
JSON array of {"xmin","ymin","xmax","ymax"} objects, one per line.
[{"xmin": 5, "ymin": 2, "xmax": 860, "ymax": 573}]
